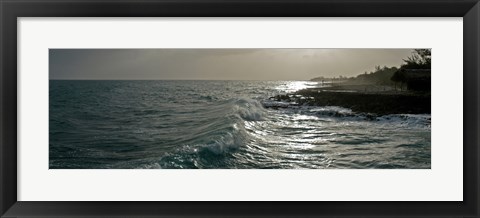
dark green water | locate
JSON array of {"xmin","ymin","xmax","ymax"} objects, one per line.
[{"xmin": 50, "ymin": 80, "xmax": 431, "ymax": 169}]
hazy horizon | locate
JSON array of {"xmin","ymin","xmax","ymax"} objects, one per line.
[{"xmin": 50, "ymin": 49, "xmax": 414, "ymax": 80}]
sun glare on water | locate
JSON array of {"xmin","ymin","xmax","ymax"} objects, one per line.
[{"xmin": 276, "ymin": 81, "xmax": 318, "ymax": 93}]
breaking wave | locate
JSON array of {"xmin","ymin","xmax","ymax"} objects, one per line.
[{"xmin": 50, "ymin": 80, "xmax": 431, "ymax": 169}]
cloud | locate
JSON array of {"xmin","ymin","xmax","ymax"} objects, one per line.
[{"xmin": 49, "ymin": 49, "xmax": 414, "ymax": 80}]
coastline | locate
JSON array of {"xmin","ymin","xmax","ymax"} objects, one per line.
[{"xmin": 267, "ymin": 84, "xmax": 431, "ymax": 116}]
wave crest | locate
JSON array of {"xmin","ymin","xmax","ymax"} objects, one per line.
[{"xmin": 232, "ymin": 98, "xmax": 268, "ymax": 121}]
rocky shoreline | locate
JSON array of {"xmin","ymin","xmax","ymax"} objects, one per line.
[{"xmin": 265, "ymin": 86, "xmax": 431, "ymax": 116}]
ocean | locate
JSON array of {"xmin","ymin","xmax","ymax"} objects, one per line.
[{"xmin": 49, "ymin": 80, "xmax": 431, "ymax": 169}]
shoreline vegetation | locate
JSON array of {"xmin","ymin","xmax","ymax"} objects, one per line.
[{"xmin": 264, "ymin": 49, "xmax": 431, "ymax": 116}]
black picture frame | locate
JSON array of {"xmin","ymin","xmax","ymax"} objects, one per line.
[{"xmin": 1, "ymin": 0, "xmax": 479, "ymax": 217}]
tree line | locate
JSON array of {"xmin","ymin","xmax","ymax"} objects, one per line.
[
  {"xmin": 391, "ymin": 49, "xmax": 431, "ymax": 91},
  {"xmin": 310, "ymin": 49, "xmax": 432, "ymax": 92}
]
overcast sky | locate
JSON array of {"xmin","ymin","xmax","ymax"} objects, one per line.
[{"xmin": 49, "ymin": 49, "xmax": 414, "ymax": 80}]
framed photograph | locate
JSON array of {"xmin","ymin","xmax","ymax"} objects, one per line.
[{"xmin": 1, "ymin": 0, "xmax": 478, "ymax": 217}]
